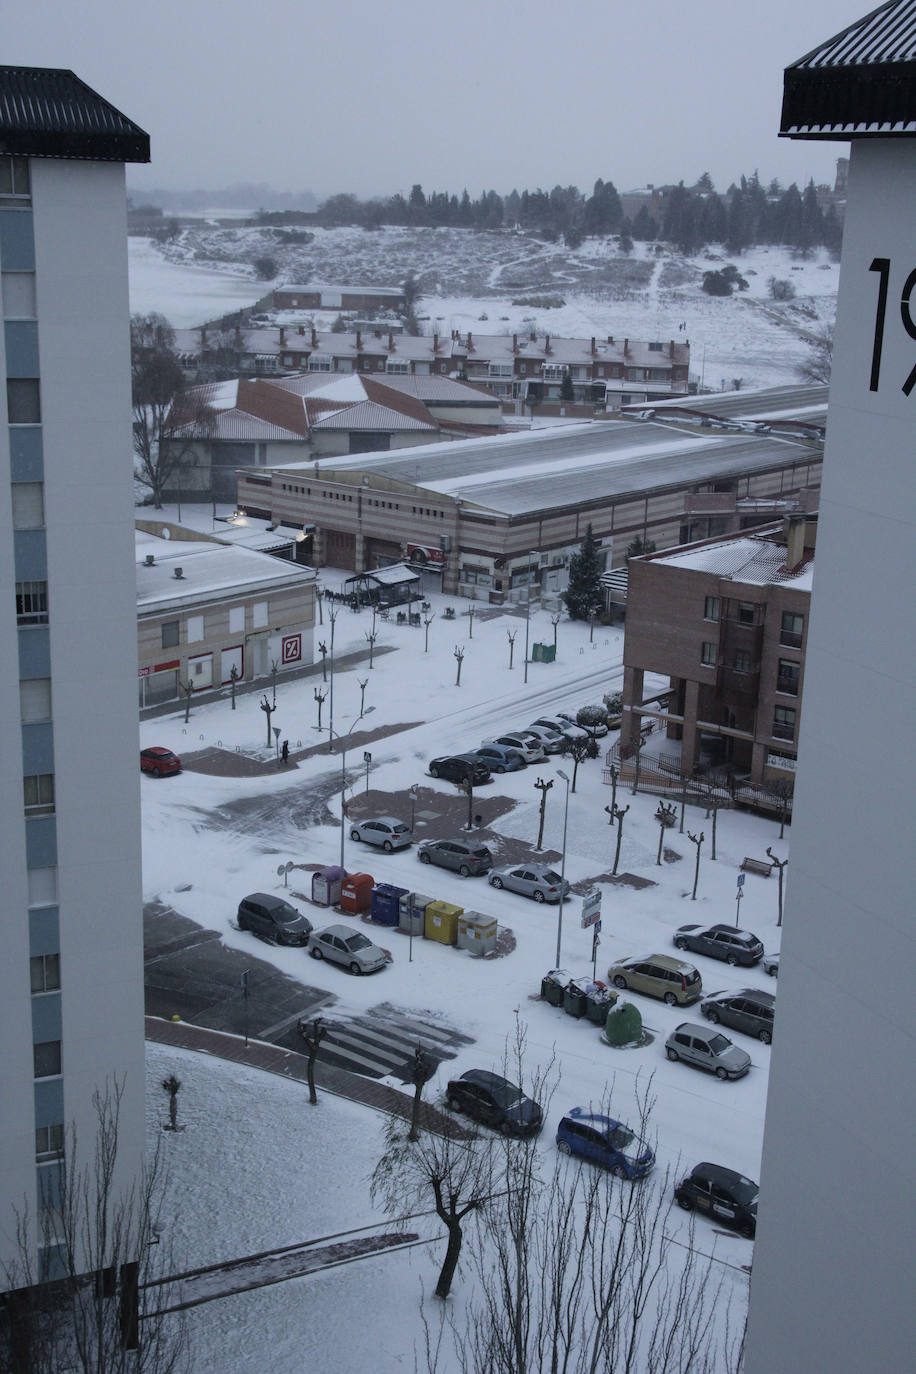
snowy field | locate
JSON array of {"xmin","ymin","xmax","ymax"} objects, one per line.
[
  {"xmin": 128, "ymin": 228, "xmax": 836, "ymax": 392},
  {"xmin": 140, "ymin": 584, "xmax": 785, "ymax": 1371}
]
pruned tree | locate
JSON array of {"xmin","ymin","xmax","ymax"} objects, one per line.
[
  {"xmin": 131, "ymin": 314, "xmax": 216, "ymax": 509},
  {"xmin": 160, "ymin": 1075, "xmax": 182, "ymax": 1132},
  {"xmin": 766, "ymin": 847, "xmax": 789, "ymax": 927},
  {"xmin": 313, "ymin": 686, "xmax": 327, "ymax": 730},
  {"xmin": 688, "ymin": 829, "xmax": 705, "ymax": 900},
  {"xmin": 296, "ymin": 1016, "xmax": 328, "ymax": 1106},
  {"xmin": 454, "ymin": 645, "xmax": 465, "ymax": 687},
  {"xmin": 407, "ymin": 1046, "xmax": 437, "ymax": 1143},
  {"xmin": 506, "ymin": 628, "xmax": 518, "ymax": 669},
  {"xmin": 550, "ymin": 613, "xmax": 561, "ymax": 650},
  {"xmin": 259, "ymin": 694, "xmax": 274, "ymax": 747},
  {"xmin": 610, "ymin": 802, "xmax": 629, "ymax": 876},
  {"xmin": 0, "ymin": 1079, "xmax": 188, "ymax": 1374},
  {"xmin": 562, "ymin": 524, "xmax": 604, "ymax": 622},
  {"xmin": 565, "ymin": 732, "xmax": 598, "ymax": 793},
  {"xmin": 365, "ymin": 629, "xmax": 378, "ymax": 669},
  {"xmin": 533, "ymin": 776, "xmax": 553, "ymax": 849},
  {"xmin": 656, "ymin": 802, "xmax": 677, "ymax": 865}
]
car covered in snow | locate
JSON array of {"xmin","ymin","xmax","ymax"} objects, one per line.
[
  {"xmin": 488, "ymin": 863, "xmax": 570, "ymax": 903},
  {"xmin": 665, "ymin": 1023, "xmax": 751, "ymax": 1080},
  {"xmin": 673, "ymin": 923, "xmax": 763, "ymax": 967},
  {"xmin": 556, "ymin": 1108, "xmax": 654, "ymax": 1179},
  {"xmin": 309, "ymin": 924, "xmax": 388, "ymax": 975},
  {"xmin": 349, "ymin": 816, "xmax": 412, "ymax": 851},
  {"xmin": 446, "ymin": 1070, "xmax": 542, "ymax": 1137}
]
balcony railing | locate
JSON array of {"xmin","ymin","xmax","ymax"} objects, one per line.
[
  {"xmin": 776, "ymin": 674, "xmax": 799, "ymax": 696},
  {"xmin": 780, "ymin": 630, "xmax": 803, "ymax": 648},
  {"xmin": 772, "ymin": 722, "xmax": 796, "ymax": 741}
]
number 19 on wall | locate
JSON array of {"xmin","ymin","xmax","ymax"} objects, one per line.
[{"xmin": 868, "ymin": 257, "xmax": 916, "ymax": 396}]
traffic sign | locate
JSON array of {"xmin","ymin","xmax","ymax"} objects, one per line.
[
  {"xmin": 581, "ymin": 890, "xmax": 602, "ymax": 928},
  {"xmin": 737, "ymin": 873, "xmax": 746, "ymax": 887},
  {"xmin": 735, "ymin": 888, "xmax": 744, "ymax": 900}
]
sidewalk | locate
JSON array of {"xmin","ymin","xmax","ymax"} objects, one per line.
[{"xmin": 146, "ymin": 1015, "xmax": 473, "ymax": 1139}]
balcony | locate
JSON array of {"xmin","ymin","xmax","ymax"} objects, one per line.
[
  {"xmin": 772, "ymin": 721, "xmax": 796, "ymax": 741},
  {"xmin": 776, "ymin": 674, "xmax": 799, "ymax": 696},
  {"xmin": 780, "ymin": 630, "xmax": 803, "ymax": 649},
  {"xmin": 717, "ymin": 666, "xmax": 760, "ymax": 702}
]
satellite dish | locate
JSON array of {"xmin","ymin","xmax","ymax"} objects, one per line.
[{"xmin": 161, "ymin": 527, "xmax": 171, "ymax": 540}]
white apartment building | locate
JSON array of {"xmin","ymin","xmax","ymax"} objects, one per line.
[
  {"xmin": 745, "ymin": 6, "xmax": 916, "ymax": 1371},
  {"xmin": 0, "ymin": 69, "xmax": 150, "ymax": 1289}
]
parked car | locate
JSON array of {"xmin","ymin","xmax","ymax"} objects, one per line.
[
  {"xmin": 140, "ymin": 746, "xmax": 181, "ymax": 777},
  {"xmin": 489, "ymin": 863, "xmax": 570, "ymax": 903},
  {"xmin": 701, "ymin": 989, "xmax": 775, "ymax": 1044},
  {"xmin": 519, "ymin": 725, "xmax": 565, "ymax": 754},
  {"xmin": 556, "ymin": 1108, "xmax": 655, "ymax": 1179},
  {"xmin": 529, "ymin": 715, "xmax": 589, "ymax": 746},
  {"xmin": 762, "ymin": 952, "xmax": 780, "ymax": 977},
  {"xmin": 665, "ymin": 1023, "xmax": 751, "ymax": 1080},
  {"xmin": 349, "ymin": 816, "xmax": 412, "ymax": 851},
  {"xmin": 417, "ymin": 837, "xmax": 492, "ymax": 876},
  {"xmin": 446, "ymin": 1069, "xmax": 542, "ymax": 1137},
  {"xmin": 557, "ymin": 707, "xmax": 608, "ymax": 738},
  {"xmin": 428, "ymin": 753, "xmax": 492, "ymax": 785},
  {"xmin": 472, "ymin": 743, "xmax": 526, "ymax": 773},
  {"xmin": 309, "ymin": 924, "xmax": 388, "ymax": 974},
  {"xmin": 486, "ymin": 733, "xmax": 547, "ymax": 763},
  {"xmin": 607, "ymin": 955, "xmax": 703, "ymax": 1006},
  {"xmin": 674, "ymin": 923, "xmax": 764, "ymax": 967},
  {"xmin": 237, "ymin": 893, "xmax": 313, "ymax": 946},
  {"xmin": 674, "ymin": 1162, "xmax": 758, "ymax": 1238}
]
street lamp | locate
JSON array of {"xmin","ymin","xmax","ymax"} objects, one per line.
[
  {"xmin": 523, "ymin": 549, "xmax": 538, "ymax": 684},
  {"xmin": 555, "ymin": 768, "xmax": 570, "ymax": 967},
  {"xmin": 331, "ymin": 707, "xmax": 375, "ymax": 873}
]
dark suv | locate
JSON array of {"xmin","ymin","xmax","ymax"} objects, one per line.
[
  {"xmin": 674, "ymin": 1162, "xmax": 758, "ymax": 1238},
  {"xmin": 446, "ymin": 1070, "xmax": 542, "ymax": 1137},
  {"xmin": 701, "ymin": 989, "xmax": 775, "ymax": 1043},
  {"xmin": 237, "ymin": 893, "xmax": 313, "ymax": 946},
  {"xmin": 673, "ymin": 924, "xmax": 764, "ymax": 967},
  {"xmin": 428, "ymin": 753, "xmax": 492, "ymax": 785}
]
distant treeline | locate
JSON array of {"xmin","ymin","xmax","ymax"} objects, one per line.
[{"xmin": 269, "ymin": 172, "xmax": 842, "ymax": 255}]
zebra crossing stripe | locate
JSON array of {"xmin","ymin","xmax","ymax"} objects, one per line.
[
  {"xmin": 321, "ymin": 1034, "xmax": 403, "ymax": 1075},
  {"xmin": 369, "ymin": 1013, "xmax": 464, "ymax": 1044}
]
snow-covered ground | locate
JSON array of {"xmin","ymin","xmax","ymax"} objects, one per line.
[
  {"xmin": 128, "ymin": 228, "xmax": 836, "ymax": 392},
  {"xmin": 141, "ymin": 582, "xmax": 784, "ymax": 1370}
]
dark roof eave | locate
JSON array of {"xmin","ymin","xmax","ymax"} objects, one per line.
[{"xmin": 780, "ymin": 61, "xmax": 916, "ymax": 140}]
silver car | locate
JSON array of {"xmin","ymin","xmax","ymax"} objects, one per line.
[
  {"xmin": 483, "ymin": 733, "xmax": 547, "ymax": 764},
  {"xmin": 349, "ymin": 816, "xmax": 412, "ymax": 851},
  {"xmin": 520, "ymin": 725, "xmax": 565, "ymax": 754},
  {"xmin": 488, "ymin": 863, "xmax": 571, "ymax": 903},
  {"xmin": 665, "ymin": 1022, "xmax": 751, "ymax": 1080},
  {"xmin": 309, "ymin": 924, "xmax": 388, "ymax": 974}
]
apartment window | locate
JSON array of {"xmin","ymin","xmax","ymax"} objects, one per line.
[
  {"xmin": 20, "ymin": 677, "xmax": 52, "ymax": 722},
  {"xmin": 253, "ymin": 601, "xmax": 268, "ymax": 628},
  {"xmin": 30, "ymin": 953, "xmax": 61, "ymax": 994},
  {"xmin": 35, "ymin": 1123, "xmax": 65, "ymax": 1162},
  {"xmin": 2, "ymin": 271, "xmax": 37, "ymax": 318},
  {"xmin": 0, "ymin": 154, "xmax": 31, "ymax": 201},
  {"xmin": 781, "ymin": 611, "xmax": 804, "ymax": 648},
  {"xmin": 16, "ymin": 581, "xmax": 48, "ymax": 624},
  {"xmin": 773, "ymin": 705, "xmax": 797, "ymax": 741},
  {"xmin": 229, "ymin": 606, "xmax": 245, "ymax": 633},
  {"xmin": 386, "ymin": 359, "xmax": 410, "ymax": 374},
  {"xmin": 187, "ymin": 614, "xmax": 204, "ymax": 643},
  {"xmin": 700, "ymin": 641, "xmax": 716, "ymax": 667},
  {"xmin": 161, "ymin": 620, "xmax": 179, "ymax": 649},
  {"xmin": 733, "ymin": 650, "xmax": 752, "ymax": 673},
  {"xmin": 11, "ymin": 482, "xmax": 44, "ymax": 529},
  {"xmin": 703, "ymin": 596, "xmax": 720, "ymax": 622},
  {"xmin": 28, "ymin": 867, "xmax": 58, "ymax": 906},
  {"xmin": 24, "ymin": 773, "xmax": 55, "ymax": 816},
  {"xmin": 737, "ymin": 601, "xmax": 756, "ymax": 625},
  {"xmin": 33, "ymin": 1041, "xmax": 62, "ymax": 1079},
  {"xmin": 308, "ymin": 355, "xmax": 332, "ymax": 372},
  {"xmin": 6, "ymin": 378, "xmax": 41, "ymax": 424},
  {"xmin": 488, "ymin": 363, "xmax": 513, "ymax": 378},
  {"xmin": 777, "ymin": 659, "xmax": 801, "ymax": 695}
]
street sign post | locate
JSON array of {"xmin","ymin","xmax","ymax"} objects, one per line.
[{"xmin": 581, "ymin": 890, "xmax": 602, "ymax": 929}]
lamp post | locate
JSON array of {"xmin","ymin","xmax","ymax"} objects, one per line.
[
  {"xmin": 331, "ymin": 707, "xmax": 375, "ymax": 874},
  {"xmin": 326, "ymin": 606, "xmax": 337, "ymax": 753},
  {"xmin": 523, "ymin": 550, "xmax": 538, "ymax": 684},
  {"xmin": 555, "ymin": 768, "xmax": 570, "ymax": 967}
]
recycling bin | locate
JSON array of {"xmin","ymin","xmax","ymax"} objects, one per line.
[
  {"xmin": 399, "ymin": 892, "xmax": 434, "ymax": 936},
  {"xmin": 425, "ymin": 899, "xmax": 463, "ymax": 946},
  {"xmin": 340, "ymin": 872, "xmax": 374, "ymax": 914},
  {"xmin": 370, "ymin": 882, "xmax": 409, "ymax": 927},
  {"xmin": 457, "ymin": 911, "xmax": 497, "ymax": 955},
  {"xmin": 540, "ymin": 969, "xmax": 570, "ymax": 1006},
  {"xmin": 585, "ymin": 984, "xmax": 616, "ymax": 1024},
  {"xmin": 563, "ymin": 977, "xmax": 591, "ymax": 1019},
  {"xmin": 312, "ymin": 865, "xmax": 346, "ymax": 907}
]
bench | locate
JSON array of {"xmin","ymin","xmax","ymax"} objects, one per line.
[{"xmin": 741, "ymin": 856, "xmax": 773, "ymax": 877}]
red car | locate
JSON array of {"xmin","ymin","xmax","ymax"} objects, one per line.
[{"xmin": 140, "ymin": 747, "xmax": 182, "ymax": 778}]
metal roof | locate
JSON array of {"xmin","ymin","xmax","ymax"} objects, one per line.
[
  {"xmin": 626, "ymin": 384, "xmax": 829, "ymax": 430},
  {"xmin": 319, "ymin": 420, "xmax": 820, "ymax": 519},
  {"xmin": 781, "ymin": 0, "xmax": 916, "ymax": 139},
  {"xmin": 310, "ymin": 400, "xmax": 436, "ymax": 432},
  {"xmin": 0, "ymin": 66, "xmax": 150, "ymax": 162}
]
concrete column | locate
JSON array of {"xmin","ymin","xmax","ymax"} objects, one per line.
[
  {"xmin": 620, "ymin": 666, "xmax": 644, "ymax": 752},
  {"xmin": 680, "ymin": 679, "xmax": 700, "ymax": 775}
]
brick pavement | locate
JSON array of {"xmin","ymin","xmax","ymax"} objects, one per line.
[{"xmin": 146, "ymin": 1015, "xmax": 473, "ymax": 1139}]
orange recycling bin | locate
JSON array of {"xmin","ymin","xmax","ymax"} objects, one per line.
[
  {"xmin": 424, "ymin": 899, "xmax": 463, "ymax": 946},
  {"xmin": 340, "ymin": 872, "xmax": 374, "ymax": 914}
]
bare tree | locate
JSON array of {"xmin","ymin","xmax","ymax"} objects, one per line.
[
  {"xmin": 160, "ymin": 1076, "xmax": 182, "ymax": 1132},
  {"xmin": 566, "ymin": 732, "xmax": 598, "ymax": 793},
  {"xmin": 1, "ymin": 1080, "xmax": 188, "ymax": 1374},
  {"xmin": 467, "ymin": 605, "xmax": 476, "ymax": 639},
  {"xmin": 228, "ymin": 662, "xmax": 239, "ymax": 710},
  {"xmin": 424, "ymin": 613, "xmax": 435, "ymax": 652},
  {"xmin": 766, "ymin": 847, "xmax": 789, "ymax": 927},
  {"xmin": 408, "ymin": 1046, "xmax": 437, "ymax": 1143},
  {"xmin": 131, "ymin": 315, "xmax": 216, "ymax": 509},
  {"xmin": 313, "ymin": 685, "xmax": 327, "ymax": 730},
  {"xmin": 259, "ymin": 694, "xmax": 275, "ymax": 747},
  {"xmin": 454, "ymin": 645, "xmax": 465, "ymax": 687},
  {"xmin": 506, "ymin": 629, "xmax": 518, "ymax": 669},
  {"xmin": 296, "ymin": 1016, "xmax": 328, "ymax": 1106},
  {"xmin": 656, "ymin": 802, "xmax": 677, "ymax": 865},
  {"xmin": 796, "ymin": 321, "xmax": 833, "ymax": 384},
  {"xmin": 688, "ymin": 829, "xmax": 705, "ymax": 900},
  {"xmin": 533, "ymin": 777, "xmax": 553, "ymax": 850},
  {"xmin": 611, "ymin": 802, "xmax": 630, "ymax": 876},
  {"xmin": 365, "ymin": 629, "xmax": 378, "ymax": 669},
  {"xmin": 550, "ymin": 613, "xmax": 561, "ymax": 650}
]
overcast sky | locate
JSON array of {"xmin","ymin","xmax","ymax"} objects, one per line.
[{"xmin": 11, "ymin": 0, "xmax": 862, "ymax": 201}]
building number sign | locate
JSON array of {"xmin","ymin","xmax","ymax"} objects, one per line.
[{"xmin": 868, "ymin": 258, "xmax": 916, "ymax": 396}]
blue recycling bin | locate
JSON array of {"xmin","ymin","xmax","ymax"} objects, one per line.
[{"xmin": 371, "ymin": 882, "xmax": 409, "ymax": 927}]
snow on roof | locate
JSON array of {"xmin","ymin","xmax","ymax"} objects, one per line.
[
  {"xmin": 654, "ymin": 534, "xmax": 814, "ymax": 589},
  {"xmin": 136, "ymin": 533, "xmax": 314, "ymax": 610},
  {"xmin": 311, "ymin": 400, "xmax": 437, "ymax": 432},
  {"xmin": 345, "ymin": 563, "xmax": 419, "ymax": 586}
]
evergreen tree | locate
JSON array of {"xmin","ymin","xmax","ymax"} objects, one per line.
[
  {"xmin": 631, "ymin": 205, "xmax": 658, "ymax": 240},
  {"xmin": 560, "ymin": 369, "xmax": 575, "ymax": 401},
  {"xmin": 563, "ymin": 524, "xmax": 604, "ymax": 621}
]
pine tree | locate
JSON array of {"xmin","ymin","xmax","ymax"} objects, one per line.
[
  {"xmin": 563, "ymin": 524, "xmax": 604, "ymax": 621},
  {"xmin": 560, "ymin": 369, "xmax": 575, "ymax": 402}
]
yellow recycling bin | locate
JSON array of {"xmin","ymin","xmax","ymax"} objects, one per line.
[{"xmin": 424, "ymin": 899, "xmax": 463, "ymax": 946}]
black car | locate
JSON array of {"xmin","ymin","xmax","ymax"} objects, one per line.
[
  {"xmin": 446, "ymin": 1070, "xmax": 543, "ymax": 1137},
  {"xmin": 428, "ymin": 753, "xmax": 492, "ymax": 785},
  {"xmin": 674, "ymin": 1162, "xmax": 759, "ymax": 1238},
  {"xmin": 674, "ymin": 923, "xmax": 764, "ymax": 967},
  {"xmin": 237, "ymin": 892, "xmax": 313, "ymax": 946},
  {"xmin": 701, "ymin": 989, "xmax": 775, "ymax": 1044}
]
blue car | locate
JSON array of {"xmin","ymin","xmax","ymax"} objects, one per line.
[
  {"xmin": 472, "ymin": 743, "xmax": 526, "ymax": 773},
  {"xmin": 556, "ymin": 1108, "xmax": 655, "ymax": 1180}
]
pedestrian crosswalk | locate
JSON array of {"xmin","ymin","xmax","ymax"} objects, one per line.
[{"xmin": 313, "ymin": 1002, "xmax": 475, "ymax": 1083}]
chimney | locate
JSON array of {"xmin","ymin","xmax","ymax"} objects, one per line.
[
  {"xmin": 235, "ymin": 325, "xmax": 242, "ymax": 345},
  {"xmin": 590, "ymin": 337, "xmax": 596, "ymax": 355},
  {"xmin": 530, "ymin": 330, "xmax": 536, "ymax": 342},
  {"xmin": 356, "ymin": 329, "xmax": 362, "ymax": 350},
  {"xmin": 467, "ymin": 331, "xmax": 473, "ymax": 352},
  {"xmin": 512, "ymin": 333, "xmax": 518, "ymax": 353},
  {"xmin": 279, "ymin": 327, "xmax": 286, "ymax": 346},
  {"xmin": 311, "ymin": 326, "xmax": 317, "ymax": 347},
  {"xmin": 298, "ymin": 325, "xmax": 304, "ymax": 335},
  {"xmin": 173, "ymin": 566, "xmax": 184, "ymax": 580},
  {"xmin": 388, "ymin": 332, "xmax": 394, "ymax": 350},
  {"xmin": 784, "ymin": 513, "xmax": 806, "ymax": 572},
  {"xmin": 624, "ymin": 337, "xmax": 629, "ymax": 354},
  {"xmin": 432, "ymin": 333, "xmax": 439, "ymax": 353},
  {"xmin": 545, "ymin": 334, "xmax": 551, "ymax": 354},
  {"xmin": 199, "ymin": 326, "xmax": 207, "ymax": 347},
  {"xmin": 669, "ymin": 339, "xmax": 675, "ymax": 357},
  {"xmin": 607, "ymin": 335, "xmax": 614, "ymax": 344}
]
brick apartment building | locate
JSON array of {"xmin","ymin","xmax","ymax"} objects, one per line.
[{"xmin": 620, "ymin": 515, "xmax": 815, "ymax": 786}]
